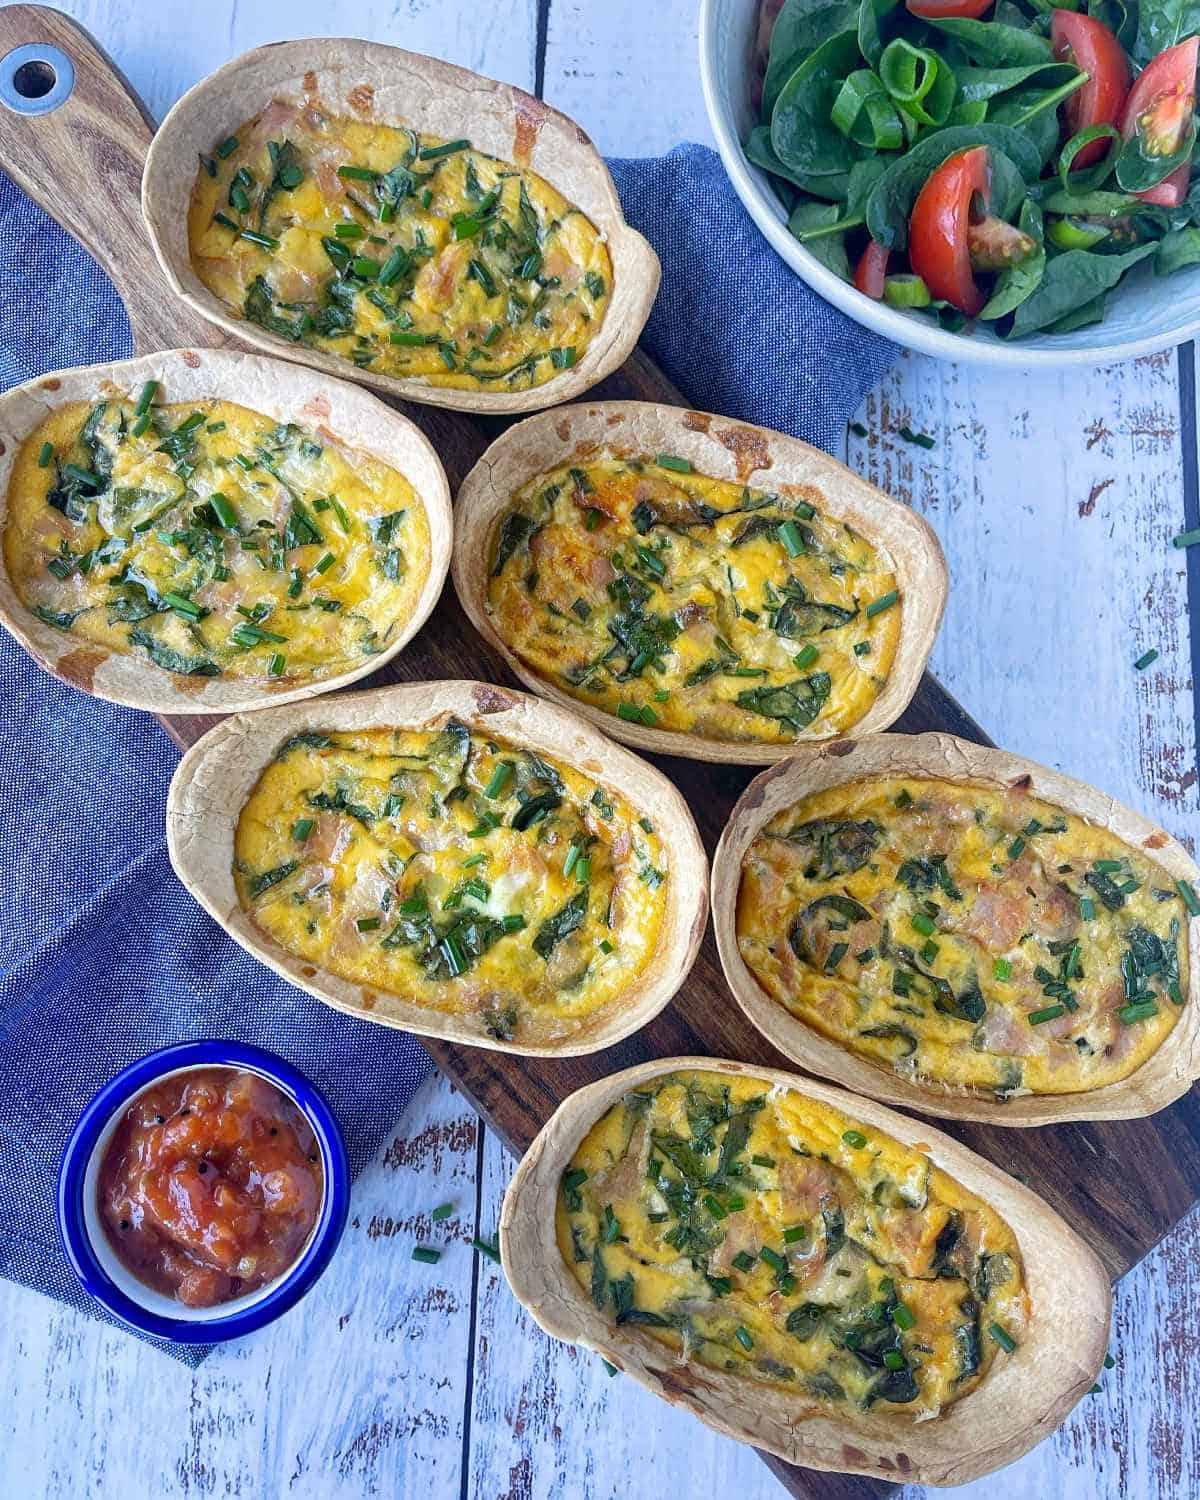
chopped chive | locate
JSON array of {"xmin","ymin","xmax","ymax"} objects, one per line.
[
  {"xmin": 63, "ymin": 464, "xmax": 101, "ymax": 488},
  {"xmin": 920, "ymin": 938, "xmax": 939, "ymax": 964},
  {"xmin": 334, "ymin": 222, "xmax": 367, "ymax": 240},
  {"xmin": 1117, "ymin": 1000, "xmax": 1158, "ymax": 1024},
  {"xmin": 994, "ymin": 958, "xmax": 1012, "ymax": 982},
  {"xmin": 892, "ymin": 1303, "xmax": 915, "ymax": 1330},
  {"xmin": 418, "ymin": 138, "xmax": 470, "ymax": 160},
  {"xmin": 484, "ymin": 761, "xmax": 513, "ymax": 799},
  {"xmin": 1080, "ymin": 896, "xmax": 1096, "ymax": 921},
  {"xmin": 752, "ymin": 1154, "xmax": 775, "ymax": 1168},
  {"xmin": 853, "ymin": 640, "xmax": 871, "ymax": 656},
  {"xmin": 352, "ymin": 256, "xmax": 380, "ymax": 278},
  {"xmin": 268, "ymin": 652, "xmax": 286, "ymax": 677},
  {"xmin": 431, "ymin": 1202, "xmax": 454, "ymax": 1222},
  {"xmin": 1173, "ymin": 527, "xmax": 1200, "ymax": 548},
  {"xmin": 731, "ymin": 1250, "xmax": 757, "ymax": 1272},
  {"xmin": 134, "ymin": 380, "xmax": 157, "ymax": 417},
  {"xmin": 1134, "ymin": 648, "xmax": 1159, "ymax": 671},
  {"xmin": 783, "ymin": 1224, "xmax": 806, "ymax": 1243},
  {"xmin": 1104, "ymin": 1354, "xmax": 1116, "ymax": 1369},
  {"xmin": 865, "ymin": 589, "xmax": 898, "ymax": 618},
  {"xmin": 500, "ymin": 913, "xmax": 526, "ymax": 932},
  {"xmin": 989, "ymin": 1322, "xmax": 1017, "ymax": 1353},
  {"xmin": 655, "ymin": 454, "xmax": 691, "ymax": 472},
  {"xmin": 584, "ymin": 507, "xmax": 602, "ymax": 531},
  {"xmin": 898, "ymin": 425, "xmax": 935, "ymax": 449},
  {"xmin": 462, "ymin": 852, "xmax": 488, "ymax": 869},
  {"xmin": 1178, "ymin": 880, "xmax": 1199, "ymax": 917},
  {"xmin": 703, "ymin": 1194, "xmax": 727, "ymax": 1220},
  {"xmin": 37, "ymin": 441, "xmax": 53, "ymax": 467},
  {"xmin": 209, "ymin": 492, "xmax": 238, "ymax": 529},
  {"xmin": 239, "ymin": 229, "xmax": 278, "ymax": 250},
  {"xmin": 470, "ymin": 1235, "xmax": 501, "ymax": 1264},
  {"xmin": 1028, "ymin": 1004, "xmax": 1066, "ymax": 1025},
  {"xmin": 337, "ymin": 164, "xmax": 377, "ymax": 181},
  {"xmin": 602, "ymin": 1359, "xmax": 619, "ymax": 1377},
  {"xmin": 894, "ymin": 788, "xmax": 913, "ymax": 809},
  {"xmin": 229, "ymin": 623, "xmax": 287, "ymax": 647},
  {"xmin": 575, "ymin": 858, "xmax": 591, "ymax": 885},
  {"xmin": 292, "ymin": 818, "xmax": 314, "ymax": 843},
  {"xmin": 390, "ymin": 330, "xmax": 430, "ymax": 346},
  {"xmin": 356, "ymin": 916, "xmax": 381, "ymax": 932},
  {"xmin": 313, "ymin": 552, "xmax": 335, "ymax": 574},
  {"xmin": 842, "ymin": 1129, "xmax": 867, "ymax": 1149},
  {"xmin": 793, "ymin": 643, "xmax": 818, "ymax": 669},
  {"xmin": 1009, "ymin": 835, "xmax": 1026, "ymax": 860},
  {"xmin": 411, "ymin": 1246, "xmax": 440, "ymax": 1265},
  {"xmin": 216, "ymin": 135, "xmax": 239, "ymax": 158},
  {"xmin": 598, "ymin": 938, "xmax": 615, "ymax": 955},
  {"xmin": 440, "ymin": 932, "xmax": 467, "ymax": 977},
  {"xmin": 778, "ymin": 519, "xmax": 805, "ymax": 557},
  {"xmin": 883, "ymin": 1350, "xmax": 907, "ymax": 1371},
  {"xmin": 910, "ymin": 912, "xmax": 935, "ymax": 937},
  {"xmin": 825, "ymin": 941, "xmax": 849, "ymax": 972},
  {"xmin": 734, "ymin": 1325, "xmax": 754, "ymax": 1351},
  {"xmin": 162, "ymin": 591, "xmax": 202, "ymax": 619},
  {"xmin": 639, "ymin": 704, "xmax": 658, "ymax": 727},
  {"xmin": 616, "ymin": 703, "xmax": 642, "ymax": 723},
  {"xmin": 759, "ymin": 1247, "xmax": 787, "ymax": 1273}
]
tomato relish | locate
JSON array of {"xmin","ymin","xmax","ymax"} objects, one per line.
[{"xmin": 98, "ymin": 1067, "xmax": 323, "ymax": 1307}]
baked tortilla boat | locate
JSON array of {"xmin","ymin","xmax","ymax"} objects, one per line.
[
  {"xmin": 501, "ymin": 1057, "xmax": 1110, "ymax": 1485},
  {"xmin": 143, "ymin": 40, "xmax": 659, "ymax": 414},
  {"xmin": 453, "ymin": 402, "xmax": 947, "ymax": 763},
  {"xmin": 167, "ymin": 681, "xmax": 708, "ymax": 1054},
  {"xmin": 712, "ymin": 734, "xmax": 1200, "ymax": 1125},
  {"xmin": 0, "ymin": 349, "xmax": 450, "ymax": 713}
]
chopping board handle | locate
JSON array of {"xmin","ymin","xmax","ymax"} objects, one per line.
[{"xmin": 0, "ymin": 4, "xmax": 223, "ymax": 355}]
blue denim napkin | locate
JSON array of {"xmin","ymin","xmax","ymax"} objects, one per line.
[{"xmin": 0, "ymin": 141, "xmax": 895, "ymax": 1365}]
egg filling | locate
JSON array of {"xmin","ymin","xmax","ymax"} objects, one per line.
[
  {"xmin": 485, "ymin": 456, "xmax": 901, "ymax": 742},
  {"xmin": 188, "ymin": 102, "xmax": 612, "ymax": 391},
  {"xmin": 234, "ymin": 720, "xmax": 668, "ymax": 1044},
  {"xmin": 737, "ymin": 777, "xmax": 1192, "ymax": 1098},
  {"xmin": 556, "ymin": 1069, "xmax": 1028, "ymax": 1416},
  {"xmin": 5, "ymin": 396, "xmax": 428, "ymax": 683}
]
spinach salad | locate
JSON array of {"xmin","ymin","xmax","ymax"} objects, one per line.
[{"xmin": 747, "ymin": 0, "xmax": 1200, "ymax": 336}]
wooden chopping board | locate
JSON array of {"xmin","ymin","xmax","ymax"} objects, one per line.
[{"xmin": 3, "ymin": 8, "xmax": 1197, "ymax": 1497}]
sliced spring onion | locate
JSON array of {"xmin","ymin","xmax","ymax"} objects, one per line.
[
  {"xmin": 411, "ymin": 1246, "xmax": 440, "ymax": 1265},
  {"xmin": 1028, "ymin": 1004, "xmax": 1066, "ymax": 1025},
  {"xmin": 777, "ymin": 519, "xmax": 805, "ymax": 557},
  {"xmin": 865, "ymin": 589, "xmax": 898, "ymax": 618},
  {"xmin": 1134, "ymin": 648, "xmax": 1159, "ymax": 670},
  {"xmin": 484, "ymin": 761, "xmax": 513, "ymax": 799},
  {"xmin": 655, "ymin": 453, "xmax": 690, "ymax": 472},
  {"xmin": 883, "ymin": 273, "xmax": 932, "ymax": 308},
  {"xmin": 989, "ymin": 1322, "xmax": 1017, "ymax": 1353}
]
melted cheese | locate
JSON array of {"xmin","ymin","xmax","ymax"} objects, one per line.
[
  {"xmin": 234, "ymin": 722, "xmax": 668, "ymax": 1046},
  {"xmin": 5, "ymin": 397, "xmax": 428, "ymax": 683},
  {"xmin": 188, "ymin": 100, "xmax": 611, "ymax": 391},
  {"xmin": 556, "ymin": 1070, "xmax": 1027, "ymax": 1417},
  {"xmin": 737, "ymin": 778, "xmax": 1191, "ymax": 1097},
  {"xmin": 485, "ymin": 457, "xmax": 900, "ymax": 743}
]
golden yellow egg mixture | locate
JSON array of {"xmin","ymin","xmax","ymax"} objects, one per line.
[
  {"xmin": 556, "ymin": 1070, "xmax": 1027, "ymax": 1416},
  {"xmin": 5, "ymin": 395, "xmax": 428, "ymax": 683},
  {"xmin": 486, "ymin": 457, "xmax": 901, "ymax": 743},
  {"xmin": 738, "ymin": 778, "xmax": 1193, "ymax": 1099},
  {"xmin": 234, "ymin": 721, "xmax": 668, "ymax": 1044},
  {"xmin": 188, "ymin": 101, "xmax": 612, "ymax": 391}
]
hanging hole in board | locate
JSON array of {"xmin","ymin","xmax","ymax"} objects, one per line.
[{"xmin": 0, "ymin": 44, "xmax": 76, "ymax": 116}]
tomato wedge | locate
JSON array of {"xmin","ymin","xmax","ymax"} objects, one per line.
[
  {"xmin": 906, "ymin": 0, "xmax": 992, "ymax": 17},
  {"xmin": 853, "ymin": 240, "xmax": 891, "ymax": 299},
  {"xmin": 908, "ymin": 146, "xmax": 990, "ymax": 317},
  {"xmin": 1120, "ymin": 36, "xmax": 1198, "ymax": 206},
  {"xmin": 1051, "ymin": 11, "xmax": 1129, "ymax": 169}
]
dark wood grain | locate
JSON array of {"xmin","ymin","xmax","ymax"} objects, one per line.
[{"xmin": 5, "ymin": 7, "xmax": 1198, "ymax": 1495}]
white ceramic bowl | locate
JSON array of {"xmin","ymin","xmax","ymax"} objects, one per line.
[{"xmin": 698, "ymin": 0, "xmax": 1200, "ymax": 366}]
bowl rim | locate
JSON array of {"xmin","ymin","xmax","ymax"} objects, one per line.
[
  {"xmin": 696, "ymin": 0, "xmax": 1200, "ymax": 369},
  {"xmin": 56, "ymin": 1039, "xmax": 350, "ymax": 1343}
]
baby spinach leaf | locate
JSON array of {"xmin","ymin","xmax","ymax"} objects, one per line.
[
  {"xmin": 128, "ymin": 626, "xmax": 221, "ymax": 677},
  {"xmin": 492, "ymin": 512, "xmax": 538, "ymax": 575},
  {"xmin": 1156, "ymin": 225, "xmax": 1200, "ymax": 275},
  {"xmin": 1133, "ymin": 0, "xmax": 1200, "ymax": 64},
  {"xmin": 772, "ymin": 32, "xmax": 870, "ymax": 179},
  {"xmin": 736, "ymin": 674, "xmax": 832, "ymax": 732},
  {"xmin": 866, "ymin": 130, "xmax": 1037, "ymax": 250},
  {"xmin": 746, "ymin": 125, "xmax": 843, "ymax": 193},
  {"xmin": 533, "ymin": 890, "xmax": 589, "ymax": 960},
  {"xmin": 764, "ymin": 0, "xmax": 862, "ymax": 113},
  {"xmin": 1009, "ymin": 241, "xmax": 1158, "ymax": 336},
  {"xmin": 924, "ymin": 15, "xmax": 1055, "ymax": 66},
  {"xmin": 1047, "ymin": 293, "xmax": 1108, "ymax": 333},
  {"xmin": 1115, "ymin": 117, "xmax": 1197, "ymax": 194},
  {"xmin": 956, "ymin": 62, "xmax": 1080, "ymax": 104},
  {"xmin": 858, "ymin": 0, "xmax": 902, "ymax": 68},
  {"xmin": 1089, "ymin": 0, "xmax": 1138, "ymax": 51}
]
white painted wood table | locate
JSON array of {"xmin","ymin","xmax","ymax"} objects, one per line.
[{"xmin": 3, "ymin": 2, "xmax": 1198, "ymax": 1497}]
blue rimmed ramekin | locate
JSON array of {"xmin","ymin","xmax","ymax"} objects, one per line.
[{"xmin": 57, "ymin": 1039, "xmax": 350, "ymax": 1344}]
